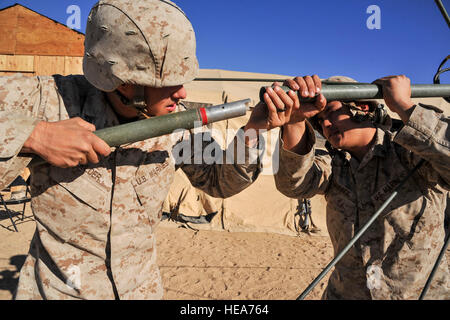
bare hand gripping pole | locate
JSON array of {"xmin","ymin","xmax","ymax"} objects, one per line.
[
  {"xmin": 28, "ymin": 99, "xmax": 251, "ymax": 166},
  {"xmin": 259, "ymin": 83, "xmax": 450, "ymax": 103}
]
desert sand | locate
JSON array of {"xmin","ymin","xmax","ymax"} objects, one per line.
[
  {"xmin": 0, "ymin": 202, "xmax": 334, "ymax": 300},
  {"xmin": 1, "ymin": 202, "xmax": 448, "ymax": 300}
]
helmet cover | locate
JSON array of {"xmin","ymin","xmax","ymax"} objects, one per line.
[{"xmin": 83, "ymin": 0, "xmax": 199, "ymax": 92}]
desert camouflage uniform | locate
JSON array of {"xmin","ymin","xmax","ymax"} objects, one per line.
[
  {"xmin": 275, "ymin": 104, "xmax": 450, "ymax": 299},
  {"xmin": 0, "ymin": 74, "xmax": 261, "ymax": 299}
]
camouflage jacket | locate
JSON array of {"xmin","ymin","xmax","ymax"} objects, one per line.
[
  {"xmin": 0, "ymin": 74, "xmax": 261, "ymax": 300},
  {"xmin": 275, "ymin": 104, "xmax": 450, "ymax": 300}
]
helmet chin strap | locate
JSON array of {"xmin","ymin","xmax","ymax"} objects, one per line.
[
  {"xmin": 114, "ymin": 86, "xmax": 150, "ymax": 119},
  {"xmin": 345, "ymin": 102, "xmax": 389, "ymax": 126}
]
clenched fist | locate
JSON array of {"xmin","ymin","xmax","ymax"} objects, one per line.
[
  {"xmin": 22, "ymin": 117, "xmax": 111, "ymax": 168},
  {"xmin": 373, "ymin": 75, "xmax": 415, "ymax": 123}
]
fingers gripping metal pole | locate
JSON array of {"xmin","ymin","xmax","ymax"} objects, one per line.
[
  {"xmin": 260, "ymin": 84, "xmax": 450, "ymax": 103},
  {"xmin": 297, "ymin": 159, "xmax": 425, "ymax": 300}
]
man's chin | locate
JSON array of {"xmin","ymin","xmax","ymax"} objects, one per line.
[
  {"xmin": 147, "ymin": 109, "xmax": 171, "ymax": 117},
  {"xmin": 329, "ymin": 142, "xmax": 340, "ymax": 149},
  {"xmin": 328, "ymin": 134, "xmax": 344, "ymax": 149}
]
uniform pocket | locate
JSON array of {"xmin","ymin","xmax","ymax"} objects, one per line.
[
  {"xmin": 49, "ymin": 165, "xmax": 110, "ymax": 211},
  {"xmin": 32, "ymin": 165, "xmax": 112, "ymax": 244},
  {"xmin": 371, "ymin": 171, "xmax": 427, "ymax": 243},
  {"xmin": 132, "ymin": 160, "xmax": 175, "ymax": 228}
]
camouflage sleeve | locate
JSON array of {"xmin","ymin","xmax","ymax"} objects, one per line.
[
  {"xmin": 175, "ymin": 127, "xmax": 262, "ymax": 198},
  {"xmin": 393, "ymin": 103, "xmax": 450, "ymax": 189},
  {"xmin": 0, "ymin": 75, "xmax": 44, "ymax": 190},
  {"xmin": 274, "ymin": 121, "xmax": 332, "ymax": 199}
]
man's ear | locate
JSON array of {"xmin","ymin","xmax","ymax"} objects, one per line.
[{"xmin": 117, "ymin": 84, "xmax": 135, "ymax": 99}]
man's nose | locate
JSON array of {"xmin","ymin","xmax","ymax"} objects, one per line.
[
  {"xmin": 172, "ymin": 85, "xmax": 187, "ymax": 100},
  {"xmin": 321, "ymin": 119, "xmax": 333, "ymax": 137},
  {"xmin": 322, "ymin": 118, "xmax": 332, "ymax": 127}
]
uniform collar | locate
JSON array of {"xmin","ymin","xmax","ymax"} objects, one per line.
[
  {"xmin": 335, "ymin": 127, "xmax": 389, "ymax": 172},
  {"xmin": 354, "ymin": 128, "xmax": 390, "ymax": 171}
]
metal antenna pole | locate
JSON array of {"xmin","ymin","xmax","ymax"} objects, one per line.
[
  {"xmin": 419, "ymin": 232, "xmax": 450, "ymax": 300},
  {"xmin": 260, "ymin": 83, "xmax": 450, "ymax": 103},
  {"xmin": 297, "ymin": 159, "xmax": 425, "ymax": 300},
  {"xmin": 195, "ymin": 78, "xmax": 288, "ymax": 82},
  {"xmin": 435, "ymin": 0, "xmax": 450, "ymax": 29},
  {"xmin": 26, "ymin": 99, "xmax": 250, "ymax": 167}
]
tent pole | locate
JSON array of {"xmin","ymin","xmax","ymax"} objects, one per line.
[
  {"xmin": 419, "ymin": 232, "xmax": 450, "ymax": 300},
  {"xmin": 435, "ymin": 0, "xmax": 450, "ymax": 29},
  {"xmin": 260, "ymin": 84, "xmax": 450, "ymax": 102},
  {"xmin": 195, "ymin": 78, "xmax": 288, "ymax": 82}
]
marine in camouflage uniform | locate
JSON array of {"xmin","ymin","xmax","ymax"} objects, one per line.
[
  {"xmin": 274, "ymin": 75, "xmax": 450, "ymax": 299},
  {"xmin": 0, "ymin": 0, "xmax": 295, "ymax": 299}
]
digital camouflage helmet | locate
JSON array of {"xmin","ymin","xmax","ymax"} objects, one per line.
[{"xmin": 83, "ymin": 0, "xmax": 199, "ymax": 93}]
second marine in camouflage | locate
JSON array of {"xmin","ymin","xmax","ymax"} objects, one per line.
[{"xmin": 275, "ymin": 75, "xmax": 449, "ymax": 299}]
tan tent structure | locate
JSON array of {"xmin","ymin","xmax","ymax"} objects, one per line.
[
  {"xmin": 161, "ymin": 69, "xmax": 330, "ymax": 236},
  {"xmin": 163, "ymin": 69, "xmax": 450, "ymax": 236},
  {"xmin": 0, "ymin": 4, "xmax": 448, "ymax": 237}
]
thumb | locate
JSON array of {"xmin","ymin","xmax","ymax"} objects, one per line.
[
  {"xmin": 92, "ymin": 136, "xmax": 112, "ymax": 157},
  {"xmin": 372, "ymin": 79, "xmax": 384, "ymax": 86}
]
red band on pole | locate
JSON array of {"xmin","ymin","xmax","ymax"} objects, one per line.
[{"xmin": 199, "ymin": 107, "xmax": 208, "ymax": 125}]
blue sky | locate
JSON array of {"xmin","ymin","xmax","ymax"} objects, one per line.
[{"xmin": 2, "ymin": 0, "xmax": 449, "ymax": 83}]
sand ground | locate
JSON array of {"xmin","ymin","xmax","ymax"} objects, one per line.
[
  {"xmin": 0, "ymin": 203, "xmax": 333, "ymax": 300},
  {"xmin": 1, "ymin": 203, "xmax": 448, "ymax": 300}
]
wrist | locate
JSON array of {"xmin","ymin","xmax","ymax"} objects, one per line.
[
  {"xmin": 22, "ymin": 121, "xmax": 46, "ymax": 154},
  {"xmin": 397, "ymin": 100, "xmax": 415, "ymax": 111},
  {"xmin": 394, "ymin": 101, "xmax": 415, "ymax": 124},
  {"xmin": 282, "ymin": 120, "xmax": 307, "ymax": 152},
  {"xmin": 284, "ymin": 119, "xmax": 306, "ymax": 130},
  {"xmin": 243, "ymin": 124, "xmax": 259, "ymax": 148},
  {"xmin": 243, "ymin": 122, "xmax": 256, "ymax": 133}
]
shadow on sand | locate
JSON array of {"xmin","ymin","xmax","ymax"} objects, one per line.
[{"xmin": 0, "ymin": 255, "xmax": 26, "ymax": 299}]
